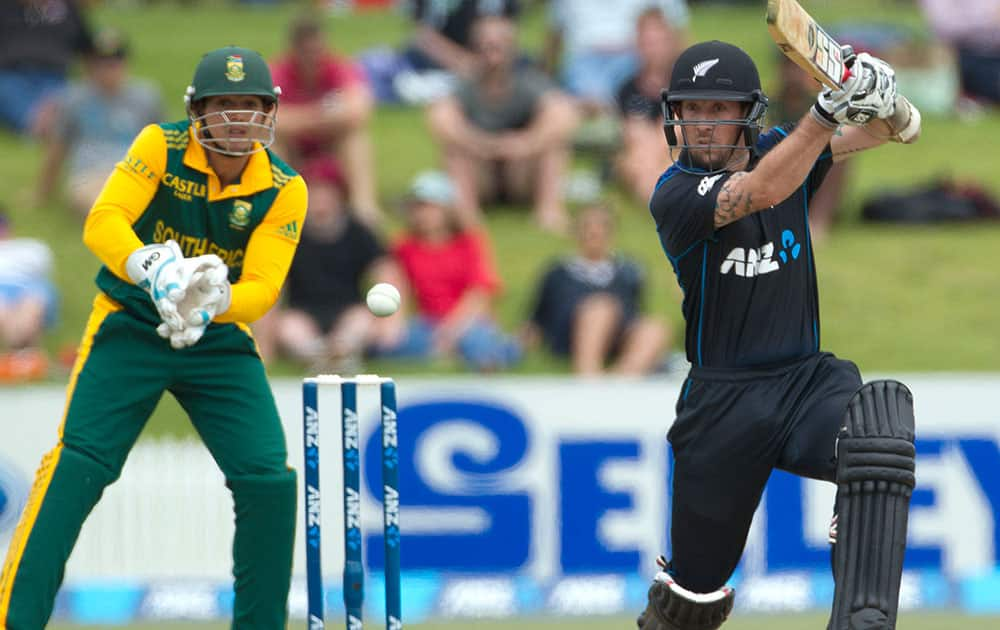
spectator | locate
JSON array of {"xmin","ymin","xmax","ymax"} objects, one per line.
[
  {"xmin": 522, "ymin": 203, "xmax": 669, "ymax": 376},
  {"xmin": 253, "ymin": 157, "xmax": 402, "ymax": 371},
  {"xmin": 403, "ymin": 0, "xmax": 520, "ymax": 76},
  {"xmin": 615, "ymin": 7, "xmax": 684, "ymax": 203},
  {"xmin": 0, "ymin": 0, "xmax": 95, "ymax": 136},
  {"xmin": 379, "ymin": 171, "xmax": 520, "ymax": 371},
  {"xmin": 427, "ymin": 15, "xmax": 579, "ymax": 233},
  {"xmin": 0, "ymin": 208, "xmax": 56, "ymax": 382},
  {"xmin": 920, "ymin": 0, "xmax": 1000, "ymax": 104},
  {"xmin": 270, "ymin": 16, "xmax": 382, "ymax": 225},
  {"xmin": 37, "ymin": 27, "xmax": 162, "ymax": 217},
  {"xmin": 358, "ymin": 0, "xmax": 522, "ymax": 105},
  {"xmin": 544, "ymin": 0, "xmax": 689, "ymax": 112}
]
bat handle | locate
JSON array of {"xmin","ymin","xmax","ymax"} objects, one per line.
[
  {"xmin": 840, "ymin": 44, "xmax": 856, "ymax": 87},
  {"xmin": 841, "ymin": 66, "xmax": 852, "ymax": 86}
]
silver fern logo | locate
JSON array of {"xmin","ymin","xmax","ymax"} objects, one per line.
[{"xmin": 692, "ymin": 58, "xmax": 720, "ymax": 81}]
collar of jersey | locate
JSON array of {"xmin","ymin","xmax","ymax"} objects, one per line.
[{"xmin": 182, "ymin": 128, "xmax": 274, "ymax": 201}]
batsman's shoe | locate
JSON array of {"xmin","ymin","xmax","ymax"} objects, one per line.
[{"xmin": 637, "ymin": 556, "xmax": 735, "ymax": 630}]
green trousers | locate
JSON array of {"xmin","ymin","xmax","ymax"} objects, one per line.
[{"xmin": 0, "ymin": 298, "xmax": 297, "ymax": 629}]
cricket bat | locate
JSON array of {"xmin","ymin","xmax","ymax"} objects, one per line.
[{"xmin": 766, "ymin": 0, "xmax": 850, "ymax": 89}]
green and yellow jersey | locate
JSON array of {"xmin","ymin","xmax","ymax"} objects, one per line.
[{"xmin": 82, "ymin": 121, "xmax": 307, "ymax": 327}]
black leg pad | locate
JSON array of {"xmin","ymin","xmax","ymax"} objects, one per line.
[{"xmin": 829, "ymin": 380, "xmax": 916, "ymax": 630}]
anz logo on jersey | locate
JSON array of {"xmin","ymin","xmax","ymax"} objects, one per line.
[{"xmin": 720, "ymin": 229, "xmax": 802, "ymax": 277}]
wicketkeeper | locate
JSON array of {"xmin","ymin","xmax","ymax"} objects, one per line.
[
  {"xmin": 0, "ymin": 46, "xmax": 306, "ymax": 629},
  {"xmin": 636, "ymin": 41, "xmax": 920, "ymax": 630}
]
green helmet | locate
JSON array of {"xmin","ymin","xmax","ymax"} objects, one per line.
[
  {"xmin": 185, "ymin": 46, "xmax": 281, "ymax": 157},
  {"xmin": 185, "ymin": 46, "xmax": 280, "ymax": 106}
]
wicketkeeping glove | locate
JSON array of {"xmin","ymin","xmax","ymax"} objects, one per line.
[
  {"xmin": 812, "ymin": 49, "xmax": 897, "ymax": 128},
  {"xmin": 156, "ymin": 263, "xmax": 231, "ymax": 349},
  {"xmin": 126, "ymin": 240, "xmax": 188, "ymax": 331}
]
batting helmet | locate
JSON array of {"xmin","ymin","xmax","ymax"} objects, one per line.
[{"xmin": 661, "ymin": 41, "xmax": 769, "ymax": 172}]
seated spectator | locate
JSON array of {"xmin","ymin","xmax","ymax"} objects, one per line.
[
  {"xmin": 0, "ymin": 0, "xmax": 95, "ymax": 136},
  {"xmin": 270, "ymin": 16, "xmax": 382, "ymax": 224},
  {"xmin": 615, "ymin": 7, "xmax": 683, "ymax": 203},
  {"xmin": 37, "ymin": 27, "xmax": 162, "ymax": 217},
  {"xmin": 427, "ymin": 15, "xmax": 579, "ymax": 233},
  {"xmin": 360, "ymin": 0, "xmax": 521, "ymax": 105},
  {"xmin": 920, "ymin": 0, "xmax": 1000, "ymax": 105},
  {"xmin": 253, "ymin": 158, "xmax": 402, "ymax": 371},
  {"xmin": 522, "ymin": 204, "xmax": 669, "ymax": 376},
  {"xmin": 543, "ymin": 0, "xmax": 689, "ymax": 112},
  {"xmin": 404, "ymin": 0, "xmax": 520, "ymax": 76},
  {"xmin": 0, "ymin": 208, "xmax": 56, "ymax": 382},
  {"xmin": 378, "ymin": 171, "xmax": 520, "ymax": 371}
]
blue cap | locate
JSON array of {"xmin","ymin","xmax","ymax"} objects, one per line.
[{"xmin": 408, "ymin": 171, "xmax": 455, "ymax": 207}]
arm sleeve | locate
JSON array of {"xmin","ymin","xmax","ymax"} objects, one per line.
[
  {"xmin": 649, "ymin": 170, "xmax": 727, "ymax": 258},
  {"xmin": 215, "ymin": 175, "xmax": 308, "ymax": 324},
  {"xmin": 356, "ymin": 223, "xmax": 387, "ymax": 269},
  {"xmin": 81, "ymin": 124, "xmax": 166, "ymax": 280},
  {"xmin": 529, "ymin": 264, "xmax": 558, "ymax": 327},
  {"xmin": 623, "ymin": 260, "xmax": 644, "ymax": 316},
  {"xmin": 466, "ymin": 231, "xmax": 502, "ymax": 295}
]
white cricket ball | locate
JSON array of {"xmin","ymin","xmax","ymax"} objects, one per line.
[{"xmin": 366, "ymin": 283, "xmax": 401, "ymax": 317}]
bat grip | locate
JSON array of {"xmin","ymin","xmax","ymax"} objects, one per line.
[
  {"xmin": 841, "ymin": 66, "xmax": 853, "ymax": 86},
  {"xmin": 840, "ymin": 45, "xmax": 856, "ymax": 87}
]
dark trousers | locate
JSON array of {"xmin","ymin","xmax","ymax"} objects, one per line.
[{"xmin": 667, "ymin": 352, "xmax": 862, "ymax": 593}]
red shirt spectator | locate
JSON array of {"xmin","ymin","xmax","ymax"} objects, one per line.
[
  {"xmin": 270, "ymin": 16, "xmax": 381, "ymax": 223},
  {"xmin": 393, "ymin": 230, "xmax": 500, "ymax": 321},
  {"xmin": 270, "ymin": 52, "xmax": 366, "ymax": 105}
]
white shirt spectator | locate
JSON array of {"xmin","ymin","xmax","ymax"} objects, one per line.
[
  {"xmin": 920, "ymin": 0, "xmax": 1000, "ymax": 50},
  {"xmin": 0, "ymin": 238, "xmax": 53, "ymax": 286},
  {"xmin": 549, "ymin": 0, "xmax": 689, "ymax": 58}
]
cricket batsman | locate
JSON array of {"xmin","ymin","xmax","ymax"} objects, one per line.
[
  {"xmin": 0, "ymin": 46, "xmax": 306, "ymax": 629},
  {"xmin": 636, "ymin": 41, "xmax": 921, "ymax": 630}
]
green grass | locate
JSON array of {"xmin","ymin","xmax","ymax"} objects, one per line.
[
  {"xmin": 47, "ymin": 612, "xmax": 1000, "ymax": 629},
  {"xmin": 2, "ymin": 1, "xmax": 999, "ymax": 435}
]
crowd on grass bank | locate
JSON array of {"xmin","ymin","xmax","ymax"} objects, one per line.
[{"xmin": 1, "ymin": 0, "xmax": 997, "ymax": 381}]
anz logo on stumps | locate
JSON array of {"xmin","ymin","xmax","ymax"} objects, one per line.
[
  {"xmin": 382, "ymin": 404, "xmax": 398, "ymax": 469},
  {"xmin": 345, "ymin": 487, "xmax": 362, "ymax": 550},
  {"xmin": 720, "ymin": 229, "xmax": 802, "ymax": 278},
  {"xmin": 343, "ymin": 408, "xmax": 360, "ymax": 471},
  {"xmin": 306, "ymin": 484, "xmax": 321, "ymax": 549},
  {"xmin": 384, "ymin": 485, "xmax": 400, "ymax": 548},
  {"xmin": 308, "ymin": 614, "xmax": 324, "ymax": 630},
  {"xmin": 305, "ymin": 405, "xmax": 320, "ymax": 467}
]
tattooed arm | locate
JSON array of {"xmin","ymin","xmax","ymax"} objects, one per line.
[{"xmin": 714, "ymin": 113, "xmax": 836, "ymax": 228}]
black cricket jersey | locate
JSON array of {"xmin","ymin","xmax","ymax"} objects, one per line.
[{"xmin": 649, "ymin": 124, "xmax": 832, "ymax": 368}]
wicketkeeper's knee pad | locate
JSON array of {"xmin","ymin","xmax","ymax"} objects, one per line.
[
  {"xmin": 830, "ymin": 380, "xmax": 915, "ymax": 630},
  {"xmin": 638, "ymin": 571, "xmax": 735, "ymax": 630}
]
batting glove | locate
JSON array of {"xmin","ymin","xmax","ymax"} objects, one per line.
[{"xmin": 813, "ymin": 50, "xmax": 897, "ymax": 128}]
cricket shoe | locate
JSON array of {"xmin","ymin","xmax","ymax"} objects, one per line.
[{"xmin": 637, "ymin": 556, "xmax": 735, "ymax": 630}]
